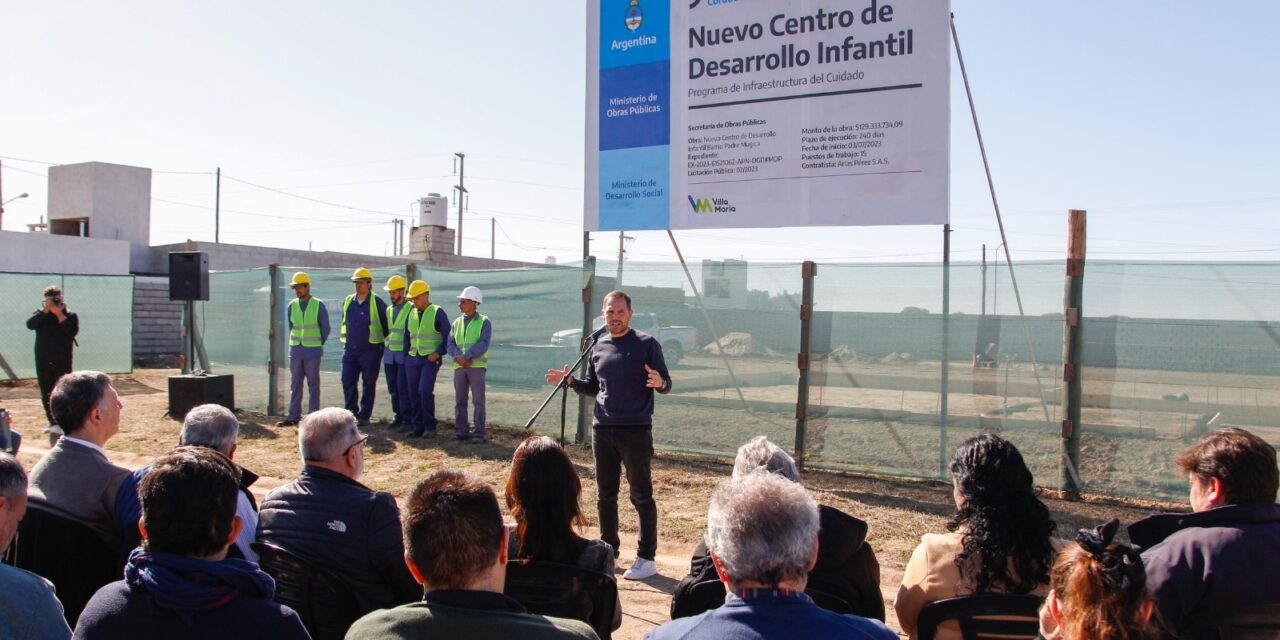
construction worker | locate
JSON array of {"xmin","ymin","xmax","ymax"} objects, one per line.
[
  {"xmin": 447, "ymin": 286, "xmax": 491, "ymax": 443},
  {"xmin": 382, "ymin": 275, "xmax": 412, "ymax": 428},
  {"xmin": 340, "ymin": 267, "xmax": 389, "ymax": 426},
  {"xmin": 278, "ymin": 272, "xmax": 329, "ymax": 427},
  {"xmin": 401, "ymin": 280, "xmax": 450, "ymax": 438}
]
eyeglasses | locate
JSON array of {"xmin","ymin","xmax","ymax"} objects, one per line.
[{"xmin": 344, "ymin": 434, "xmax": 369, "ymax": 457}]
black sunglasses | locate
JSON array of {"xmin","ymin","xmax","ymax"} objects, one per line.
[{"xmin": 344, "ymin": 434, "xmax": 369, "ymax": 457}]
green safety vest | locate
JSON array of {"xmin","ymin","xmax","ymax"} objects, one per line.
[
  {"xmin": 385, "ymin": 302, "xmax": 412, "ymax": 352},
  {"xmin": 339, "ymin": 294, "xmax": 386, "ymax": 344},
  {"xmin": 289, "ymin": 298, "xmax": 323, "ymax": 347},
  {"xmin": 408, "ymin": 304, "xmax": 444, "ymax": 357},
  {"xmin": 451, "ymin": 314, "xmax": 490, "ymax": 369}
]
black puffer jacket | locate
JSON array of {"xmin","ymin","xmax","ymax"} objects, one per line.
[
  {"xmin": 256, "ymin": 466, "xmax": 420, "ymax": 614},
  {"xmin": 670, "ymin": 504, "xmax": 884, "ymax": 621}
]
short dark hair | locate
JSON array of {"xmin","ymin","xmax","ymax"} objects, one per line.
[
  {"xmin": 140, "ymin": 446, "xmax": 241, "ymax": 558},
  {"xmin": 602, "ymin": 290, "xmax": 632, "ymax": 310},
  {"xmin": 1175, "ymin": 427, "xmax": 1278, "ymax": 505},
  {"xmin": 0, "ymin": 452, "xmax": 27, "ymax": 501},
  {"xmin": 43, "ymin": 285, "xmax": 62, "ymax": 298},
  {"xmin": 50, "ymin": 371, "xmax": 112, "ymax": 434},
  {"xmin": 404, "ymin": 471, "xmax": 504, "ymax": 589}
]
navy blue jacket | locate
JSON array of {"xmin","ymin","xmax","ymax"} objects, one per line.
[
  {"xmin": 646, "ymin": 591, "xmax": 895, "ymax": 640},
  {"xmin": 256, "ymin": 466, "xmax": 420, "ymax": 614},
  {"xmin": 1130, "ymin": 502, "xmax": 1280, "ymax": 639}
]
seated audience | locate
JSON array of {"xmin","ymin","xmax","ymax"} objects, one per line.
[
  {"xmin": 505, "ymin": 435, "xmax": 622, "ymax": 631},
  {"xmin": 894, "ymin": 433, "xmax": 1058, "ymax": 640},
  {"xmin": 0, "ymin": 452, "xmax": 73, "ymax": 640},
  {"xmin": 671, "ymin": 436, "xmax": 883, "ymax": 620},
  {"xmin": 28, "ymin": 371, "xmax": 131, "ymax": 550},
  {"xmin": 257, "ymin": 407, "xmax": 419, "ymax": 615},
  {"xmin": 346, "ymin": 470, "xmax": 597, "ymax": 639},
  {"xmin": 1039, "ymin": 519, "xmax": 1153, "ymax": 640},
  {"xmin": 646, "ymin": 471, "xmax": 895, "ymax": 640},
  {"xmin": 115, "ymin": 404, "xmax": 261, "ymax": 562},
  {"xmin": 1128, "ymin": 427, "xmax": 1280, "ymax": 639},
  {"xmin": 73, "ymin": 447, "xmax": 308, "ymax": 639}
]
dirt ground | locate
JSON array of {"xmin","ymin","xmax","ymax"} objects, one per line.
[{"xmin": 1, "ymin": 370, "xmax": 1184, "ymax": 639}]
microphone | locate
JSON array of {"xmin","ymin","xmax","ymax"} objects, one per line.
[{"xmin": 588, "ymin": 325, "xmax": 609, "ymax": 341}]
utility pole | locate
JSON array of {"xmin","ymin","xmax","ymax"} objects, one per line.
[
  {"xmin": 616, "ymin": 231, "xmax": 634, "ymax": 285},
  {"xmin": 1061, "ymin": 209, "xmax": 1087, "ymax": 499},
  {"xmin": 215, "ymin": 167, "xmax": 221, "ymax": 243},
  {"xmin": 491, "ymin": 218, "xmax": 495, "ymax": 260},
  {"xmin": 454, "ymin": 152, "xmax": 466, "ymax": 255}
]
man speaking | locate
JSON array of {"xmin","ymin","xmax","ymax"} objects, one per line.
[{"xmin": 545, "ymin": 290, "xmax": 671, "ymax": 581}]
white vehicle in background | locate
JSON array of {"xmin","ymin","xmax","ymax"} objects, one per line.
[{"xmin": 551, "ymin": 313, "xmax": 698, "ymax": 365}]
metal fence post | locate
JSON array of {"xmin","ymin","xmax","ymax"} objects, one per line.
[
  {"xmin": 576, "ymin": 257, "xmax": 596, "ymax": 444},
  {"xmin": 267, "ymin": 264, "xmax": 282, "ymax": 417},
  {"xmin": 795, "ymin": 261, "xmax": 816, "ymax": 471}
]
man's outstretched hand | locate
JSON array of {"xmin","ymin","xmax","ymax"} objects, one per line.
[{"xmin": 645, "ymin": 364, "xmax": 664, "ymax": 389}]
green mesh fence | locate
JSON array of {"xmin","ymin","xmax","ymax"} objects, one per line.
[
  {"xmin": 189, "ymin": 260, "xmax": 1279, "ymax": 503},
  {"xmin": 0, "ymin": 272, "xmax": 134, "ymax": 379},
  {"xmin": 201, "ymin": 265, "xmax": 589, "ymax": 442}
]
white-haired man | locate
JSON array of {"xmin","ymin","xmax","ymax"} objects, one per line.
[
  {"xmin": 115, "ymin": 404, "xmax": 261, "ymax": 562},
  {"xmin": 256, "ymin": 407, "xmax": 419, "ymax": 616},
  {"xmin": 645, "ymin": 472, "xmax": 894, "ymax": 640},
  {"xmin": 671, "ymin": 436, "xmax": 883, "ymax": 621}
]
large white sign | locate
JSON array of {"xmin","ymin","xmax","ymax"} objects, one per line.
[{"xmin": 586, "ymin": 0, "xmax": 950, "ymax": 231}]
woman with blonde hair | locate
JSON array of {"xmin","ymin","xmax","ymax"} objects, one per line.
[{"xmin": 1039, "ymin": 518, "xmax": 1154, "ymax": 640}]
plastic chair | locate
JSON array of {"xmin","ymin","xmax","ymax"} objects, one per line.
[
  {"xmin": 10, "ymin": 499, "xmax": 121, "ymax": 627},
  {"xmin": 252, "ymin": 541, "xmax": 361, "ymax": 640},
  {"xmin": 504, "ymin": 559, "xmax": 619, "ymax": 640},
  {"xmin": 916, "ymin": 593, "xmax": 1042, "ymax": 640},
  {"xmin": 1217, "ymin": 603, "xmax": 1280, "ymax": 639}
]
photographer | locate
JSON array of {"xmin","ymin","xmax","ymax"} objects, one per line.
[{"xmin": 26, "ymin": 285, "xmax": 79, "ymax": 426}]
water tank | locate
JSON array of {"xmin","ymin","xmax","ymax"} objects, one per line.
[{"xmin": 418, "ymin": 193, "xmax": 449, "ymax": 227}]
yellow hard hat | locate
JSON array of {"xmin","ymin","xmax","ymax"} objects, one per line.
[
  {"xmin": 384, "ymin": 275, "xmax": 407, "ymax": 292},
  {"xmin": 290, "ymin": 272, "xmax": 311, "ymax": 286},
  {"xmin": 407, "ymin": 280, "xmax": 430, "ymax": 299},
  {"xmin": 351, "ymin": 267, "xmax": 373, "ymax": 282}
]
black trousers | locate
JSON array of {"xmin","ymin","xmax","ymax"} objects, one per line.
[
  {"xmin": 36, "ymin": 358, "xmax": 72, "ymax": 425},
  {"xmin": 592, "ymin": 425, "xmax": 657, "ymax": 561}
]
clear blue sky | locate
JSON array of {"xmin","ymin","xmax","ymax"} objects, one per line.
[{"xmin": 2, "ymin": 1, "xmax": 1277, "ymax": 266}]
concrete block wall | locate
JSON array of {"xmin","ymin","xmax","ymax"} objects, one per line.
[{"xmin": 132, "ymin": 278, "xmax": 182, "ymax": 363}]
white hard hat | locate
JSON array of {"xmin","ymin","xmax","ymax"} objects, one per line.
[{"xmin": 457, "ymin": 286, "xmax": 483, "ymax": 304}]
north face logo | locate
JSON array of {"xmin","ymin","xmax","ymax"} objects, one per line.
[{"xmin": 327, "ymin": 520, "xmax": 347, "ymax": 533}]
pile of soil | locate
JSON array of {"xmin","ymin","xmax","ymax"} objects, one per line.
[{"xmin": 701, "ymin": 332, "xmax": 778, "ymax": 357}]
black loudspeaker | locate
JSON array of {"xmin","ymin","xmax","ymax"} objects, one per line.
[
  {"xmin": 169, "ymin": 252, "xmax": 210, "ymax": 301},
  {"xmin": 168, "ymin": 374, "xmax": 235, "ymax": 420}
]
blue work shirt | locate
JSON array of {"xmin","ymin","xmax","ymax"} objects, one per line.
[
  {"xmin": 446, "ymin": 312, "xmax": 492, "ymax": 361},
  {"xmin": 385, "ymin": 301, "xmax": 411, "ymax": 365},
  {"xmin": 287, "ymin": 298, "xmax": 330, "ymax": 360},
  {"xmin": 344, "ymin": 294, "xmax": 388, "ymax": 354}
]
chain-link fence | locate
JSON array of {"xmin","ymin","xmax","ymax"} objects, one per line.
[{"xmin": 0, "ymin": 272, "xmax": 134, "ymax": 378}]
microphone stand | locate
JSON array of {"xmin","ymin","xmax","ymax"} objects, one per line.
[{"xmin": 526, "ymin": 331, "xmax": 602, "ymax": 446}]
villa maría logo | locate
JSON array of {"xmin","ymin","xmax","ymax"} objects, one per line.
[
  {"xmin": 688, "ymin": 195, "xmax": 736, "ymax": 214},
  {"xmin": 625, "ymin": 0, "xmax": 643, "ymax": 31}
]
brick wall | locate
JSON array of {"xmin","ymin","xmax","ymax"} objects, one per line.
[{"xmin": 132, "ymin": 279, "xmax": 182, "ymax": 363}]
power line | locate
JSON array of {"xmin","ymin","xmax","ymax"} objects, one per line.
[{"xmin": 219, "ymin": 174, "xmax": 402, "ymax": 215}]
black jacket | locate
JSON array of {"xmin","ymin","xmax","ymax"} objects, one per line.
[
  {"xmin": 27, "ymin": 309, "xmax": 78, "ymax": 364},
  {"xmin": 670, "ymin": 504, "xmax": 884, "ymax": 621},
  {"xmin": 256, "ymin": 466, "xmax": 420, "ymax": 614}
]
